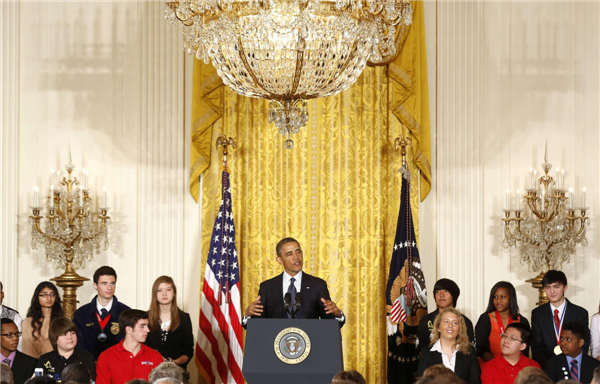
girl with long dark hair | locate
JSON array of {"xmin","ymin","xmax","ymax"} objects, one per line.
[
  {"xmin": 145, "ymin": 276, "xmax": 194, "ymax": 382},
  {"xmin": 475, "ymin": 281, "xmax": 530, "ymax": 362},
  {"xmin": 22, "ymin": 282, "xmax": 64, "ymax": 358}
]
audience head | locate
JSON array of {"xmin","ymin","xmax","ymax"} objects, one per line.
[
  {"xmin": 1, "ymin": 362, "xmax": 13, "ymax": 384},
  {"xmin": 61, "ymin": 363, "xmax": 91, "ymax": 384},
  {"xmin": 48, "ymin": 317, "xmax": 78, "ymax": 351},
  {"xmin": 125, "ymin": 381, "xmax": 148, "ymax": 384},
  {"xmin": 541, "ymin": 270, "xmax": 568, "ymax": 304},
  {"xmin": 415, "ymin": 372, "xmax": 465, "ymax": 384},
  {"xmin": 26, "ymin": 282, "xmax": 63, "ymax": 324},
  {"xmin": 93, "ymin": 266, "xmax": 118, "ymax": 301},
  {"xmin": 119, "ymin": 309, "xmax": 150, "ymax": 343},
  {"xmin": 422, "ymin": 364, "xmax": 454, "ymax": 378},
  {"xmin": 149, "ymin": 276, "xmax": 180, "ymax": 332},
  {"xmin": 501, "ymin": 323, "xmax": 530, "ymax": 357},
  {"xmin": 433, "ymin": 279, "xmax": 460, "ymax": 309},
  {"xmin": 330, "ymin": 370, "xmax": 366, "ymax": 384},
  {"xmin": 148, "ymin": 362, "xmax": 184, "ymax": 384},
  {"xmin": 559, "ymin": 321, "xmax": 586, "ymax": 357},
  {"xmin": 1, "ymin": 319, "xmax": 21, "ymax": 354},
  {"xmin": 430, "ymin": 307, "xmax": 470, "ymax": 354},
  {"xmin": 485, "ymin": 281, "xmax": 520, "ymax": 320},
  {"xmin": 592, "ymin": 365, "xmax": 600, "ymax": 384},
  {"xmin": 24, "ymin": 377, "xmax": 57, "ymax": 384},
  {"xmin": 514, "ymin": 367, "xmax": 553, "ymax": 384}
]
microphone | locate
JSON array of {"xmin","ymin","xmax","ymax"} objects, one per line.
[
  {"xmin": 295, "ymin": 293, "xmax": 303, "ymax": 309},
  {"xmin": 284, "ymin": 292, "xmax": 291, "ymax": 312}
]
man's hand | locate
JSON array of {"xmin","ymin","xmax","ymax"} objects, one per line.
[
  {"xmin": 244, "ymin": 295, "xmax": 263, "ymax": 318},
  {"xmin": 321, "ymin": 298, "xmax": 342, "ymax": 317}
]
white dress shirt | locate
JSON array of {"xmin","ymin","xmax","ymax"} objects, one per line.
[
  {"xmin": 430, "ymin": 339, "xmax": 458, "ymax": 372},
  {"xmin": 96, "ymin": 297, "xmax": 114, "ymax": 314},
  {"xmin": 590, "ymin": 312, "xmax": 600, "ymax": 358}
]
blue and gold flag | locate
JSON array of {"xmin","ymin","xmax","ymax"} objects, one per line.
[{"xmin": 386, "ymin": 166, "xmax": 428, "ymax": 384}]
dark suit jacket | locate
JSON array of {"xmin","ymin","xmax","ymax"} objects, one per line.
[
  {"xmin": 417, "ymin": 344, "xmax": 480, "ymax": 384},
  {"xmin": 531, "ymin": 299, "xmax": 589, "ymax": 365},
  {"xmin": 416, "ymin": 308, "xmax": 475, "ymax": 353},
  {"xmin": 11, "ymin": 350, "xmax": 37, "ymax": 384},
  {"xmin": 542, "ymin": 353, "xmax": 600, "ymax": 384},
  {"xmin": 145, "ymin": 309, "xmax": 194, "ymax": 371},
  {"xmin": 249, "ymin": 272, "xmax": 344, "ymax": 328}
]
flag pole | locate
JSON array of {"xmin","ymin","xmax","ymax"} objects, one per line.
[{"xmin": 216, "ymin": 134, "xmax": 236, "ymax": 304}]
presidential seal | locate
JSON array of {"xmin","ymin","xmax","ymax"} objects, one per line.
[{"xmin": 274, "ymin": 327, "xmax": 311, "ymax": 365}]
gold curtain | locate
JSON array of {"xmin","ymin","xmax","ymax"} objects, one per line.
[{"xmin": 193, "ymin": 2, "xmax": 430, "ymax": 382}]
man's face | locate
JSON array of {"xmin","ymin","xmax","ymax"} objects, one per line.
[
  {"xmin": 501, "ymin": 327, "xmax": 526, "ymax": 356},
  {"xmin": 559, "ymin": 330, "xmax": 584, "ymax": 357},
  {"xmin": 543, "ymin": 282, "xmax": 567, "ymax": 304},
  {"xmin": 435, "ymin": 289, "xmax": 454, "ymax": 310},
  {"xmin": 126, "ymin": 319, "xmax": 149, "ymax": 344},
  {"xmin": 56, "ymin": 330, "xmax": 77, "ymax": 353},
  {"xmin": 94, "ymin": 275, "xmax": 116, "ymax": 301},
  {"xmin": 276, "ymin": 242, "xmax": 303, "ymax": 276},
  {"xmin": 0, "ymin": 323, "xmax": 19, "ymax": 355}
]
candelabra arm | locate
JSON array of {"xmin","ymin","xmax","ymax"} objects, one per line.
[{"xmin": 573, "ymin": 217, "xmax": 588, "ymax": 238}]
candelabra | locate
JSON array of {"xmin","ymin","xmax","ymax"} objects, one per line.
[
  {"xmin": 29, "ymin": 157, "xmax": 110, "ymax": 318},
  {"xmin": 502, "ymin": 145, "xmax": 589, "ymax": 306}
]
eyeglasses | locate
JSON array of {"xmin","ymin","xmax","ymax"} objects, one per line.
[
  {"xmin": 39, "ymin": 293, "xmax": 56, "ymax": 298},
  {"xmin": 500, "ymin": 333, "xmax": 523, "ymax": 343},
  {"xmin": 1, "ymin": 332, "xmax": 22, "ymax": 339}
]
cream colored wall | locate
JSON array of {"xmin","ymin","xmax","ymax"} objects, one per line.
[
  {"xmin": 421, "ymin": 1, "xmax": 600, "ymax": 323},
  {"xmin": 1, "ymin": 1, "xmax": 202, "ymax": 381}
]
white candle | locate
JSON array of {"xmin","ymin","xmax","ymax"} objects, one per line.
[
  {"xmin": 52, "ymin": 169, "xmax": 56, "ymax": 186},
  {"xmin": 569, "ymin": 188, "xmax": 573, "ymax": 209},
  {"xmin": 534, "ymin": 170, "xmax": 537, "ymax": 187},
  {"xmin": 68, "ymin": 143, "xmax": 72, "ymax": 164},
  {"xmin": 56, "ymin": 171, "xmax": 60, "ymax": 187},
  {"xmin": 529, "ymin": 167, "xmax": 533, "ymax": 188},
  {"xmin": 555, "ymin": 167, "xmax": 559, "ymax": 185},
  {"xmin": 583, "ymin": 187, "xmax": 586, "ymax": 207},
  {"xmin": 83, "ymin": 169, "xmax": 88, "ymax": 189},
  {"xmin": 34, "ymin": 186, "xmax": 39, "ymax": 207},
  {"xmin": 103, "ymin": 186, "xmax": 107, "ymax": 207},
  {"xmin": 561, "ymin": 169, "xmax": 564, "ymax": 188},
  {"xmin": 79, "ymin": 191, "xmax": 84, "ymax": 206},
  {"xmin": 541, "ymin": 191, "xmax": 545, "ymax": 211},
  {"xmin": 506, "ymin": 189, "xmax": 510, "ymax": 210},
  {"xmin": 516, "ymin": 189, "xmax": 520, "ymax": 210},
  {"xmin": 50, "ymin": 185, "xmax": 54, "ymax": 207}
]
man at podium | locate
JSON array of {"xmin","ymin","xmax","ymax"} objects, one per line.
[{"xmin": 243, "ymin": 238, "xmax": 345, "ymax": 328}]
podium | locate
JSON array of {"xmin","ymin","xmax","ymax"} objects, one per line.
[{"xmin": 242, "ymin": 318, "xmax": 344, "ymax": 384}]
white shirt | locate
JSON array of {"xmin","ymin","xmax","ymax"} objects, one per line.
[
  {"xmin": 96, "ymin": 297, "xmax": 114, "ymax": 314},
  {"xmin": 282, "ymin": 271, "xmax": 302, "ymax": 297},
  {"xmin": 590, "ymin": 313, "xmax": 600, "ymax": 358},
  {"xmin": 430, "ymin": 339, "xmax": 458, "ymax": 372}
]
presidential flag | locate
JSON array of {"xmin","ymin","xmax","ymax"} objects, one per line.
[
  {"xmin": 196, "ymin": 168, "xmax": 244, "ymax": 384},
  {"xmin": 386, "ymin": 166, "xmax": 428, "ymax": 384}
]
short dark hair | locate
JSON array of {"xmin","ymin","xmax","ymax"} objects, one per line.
[
  {"xmin": 433, "ymin": 279, "xmax": 460, "ymax": 307},
  {"xmin": 541, "ymin": 270, "xmax": 567, "ymax": 287},
  {"xmin": 331, "ymin": 370, "xmax": 366, "ymax": 384},
  {"xmin": 592, "ymin": 365, "xmax": 600, "ymax": 383},
  {"xmin": 1, "ymin": 318, "xmax": 16, "ymax": 328},
  {"xmin": 93, "ymin": 266, "xmax": 117, "ymax": 284},
  {"xmin": 62, "ymin": 363, "xmax": 91, "ymax": 384},
  {"xmin": 506, "ymin": 323, "xmax": 532, "ymax": 346},
  {"xmin": 0, "ymin": 281, "xmax": 3, "ymax": 291},
  {"xmin": 24, "ymin": 377, "xmax": 57, "ymax": 384},
  {"xmin": 49, "ymin": 317, "xmax": 78, "ymax": 347},
  {"xmin": 276, "ymin": 238, "xmax": 300, "ymax": 257},
  {"xmin": 562, "ymin": 321, "xmax": 586, "ymax": 341},
  {"xmin": 119, "ymin": 309, "xmax": 149, "ymax": 334}
]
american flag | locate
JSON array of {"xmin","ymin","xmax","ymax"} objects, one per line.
[{"xmin": 196, "ymin": 168, "xmax": 244, "ymax": 384}]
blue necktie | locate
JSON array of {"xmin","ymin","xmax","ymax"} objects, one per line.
[
  {"xmin": 287, "ymin": 278, "xmax": 297, "ymax": 318},
  {"xmin": 570, "ymin": 360, "xmax": 579, "ymax": 381}
]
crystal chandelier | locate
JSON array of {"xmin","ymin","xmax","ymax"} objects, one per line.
[
  {"xmin": 166, "ymin": 0, "xmax": 412, "ymax": 148},
  {"xmin": 29, "ymin": 154, "xmax": 110, "ymax": 318},
  {"xmin": 501, "ymin": 144, "xmax": 589, "ymax": 305}
]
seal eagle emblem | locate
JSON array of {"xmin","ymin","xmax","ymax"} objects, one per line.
[{"xmin": 274, "ymin": 327, "xmax": 311, "ymax": 364}]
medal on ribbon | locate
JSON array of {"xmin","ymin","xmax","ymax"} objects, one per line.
[{"xmin": 96, "ymin": 312, "xmax": 112, "ymax": 342}]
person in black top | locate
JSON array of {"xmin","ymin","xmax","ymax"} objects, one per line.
[
  {"xmin": 36, "ymin": 317, "xmax": 96, "ymax": 381},
  {"xmin": 1, "ymin": 318, "xmax": 36, "ymax": 384},
  {"xmin": 145, "ymin": 276, "xmax": 194, "ymax": 381},
  {"xmin": 416, "ymin": 279, "xmax": 475, "ymax": 353},
  {"xmin": 73, "ymin": 266, "xmax": 131, "ymax": 360}
]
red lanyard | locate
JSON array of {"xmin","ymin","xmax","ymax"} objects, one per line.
[
  {"xmin": 495, "ymin": 310, "xmax": 514, "ymax": 333},
  {"xmin": 95, "ymin": 312, "xmax": 112, "ymax": 331}
]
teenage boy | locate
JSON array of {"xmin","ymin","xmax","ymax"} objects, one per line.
[
  {"xmin": 96, "ymin": 309, "xmax": 164, "ymax": 384},
  {"xmin": 73, "ymin": 266, "xmax": 131, "ymax": 360},
  {"xmin": 531, "ymin": 270, "xmax": 589, "ymax": 365},
  {"xmin": 1, "ymin": 318, "xmax": 36, "ymax": 384},
  {"xmin": 481, "ymin": 323, "xmax": 540, "ymax": 384},
  {"xmin": 36, "ymin": 317, "xmax": 96, "ymax": 381},
  {"xmin": 416, "ymin": 278, "xmax": 475, "ymax": 352},
  {"xmin": 543, "ymin": 322, "xmax": 600, "ymax": 383},
  {"xmin": 0, "ymin": 281, "xmax": 23, "ymax": 351}
]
